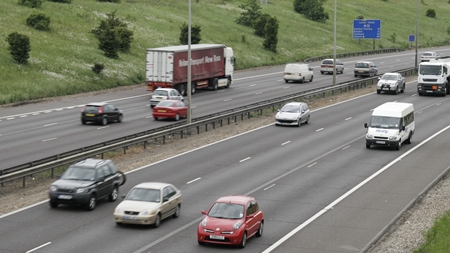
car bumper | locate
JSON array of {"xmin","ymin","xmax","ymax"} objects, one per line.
[
  {"xmin": 113, "ymin": 213, "xmax": 157, "ymax": 225},
  {"xmin": 49, "ymin": 192, "xmax": 91, "ymax": 206},
  {"xmin": 377, "ymin": 85, "xmax": 397, "ymax": 92},
  {"xmin": 366, "ymin": 139, "xmax": 399, "ymax": 147},
  {"xmin": 197, "ymin": 227, "xmax": 244, "ymax": 245},
  {"xmin": 354, "ymin": 71, "xmax": 371, "ymax": 76},
  {"xmin": 152, "ymin": 112, "xmax": 176, "ymax": 119},
  {"xmin": 81, "ymin": 116, "xmax": 103, "ymax": 123},
  {"xmin": 275, "ymin": 119, "xmax": 299, "ymax": 126}
]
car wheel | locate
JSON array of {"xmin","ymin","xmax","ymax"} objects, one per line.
[
  {"xmin": 175, "ymin": 114, "xmax": 180, "ymax": 121},
  {"xmin": 116, "ymin": 222, "xmax": 122, "ymax": 226},
  {"xmin": 117, "ymin": 114, "xmax": 123, "ymax": 123},
  {"xmin": 300, "ymin": 77, "xmax": 305, "ymax": 83},
  {"xmin": 81, "ymin": 119, "xmax": 86, "ymax": 125},
  {"xmin": 395, "ymin": 88, "xmax": 399, "ymax": 95},
  {"xmin": 50, "ymin": 200, "xmax": 58, "ymax": 208},
  {"xmin": 154, "ymin": 213, "xmax": 161, "ymax": 228},
  {"xmin": 401, "ymin": 84, "xmax": 405, "ymax": 93},
  {"xmin": 297, "ymin": 119, "xmax": 301, "ymax": 127},
  {"xmin": 86, "ymin": 195, "xmax": 96, "ymax": 211},
  {"xmin": 154, "ymin": 117, "xmax": 158, "ymax": 121},
  {"xmin": 102, "ymin": 117, "xmax": 108, "ymax": 126},
  {"xmin": 198, "ymin": 241, "xmax": 205, "ymax": 245},
  {"xmin": 284, "ymin": 79, "xmax": 288, "ymax": 83},
  {"xmin": 366, "ymin": 144, "xmax": 371, "ymax": 149},
  {"xmin": 405, "ymin": 133, "xmax": 412, "ymax": 144},
  {"xmin": 109, "ymin": 186, "xmax": 118, "ymax": 202},
  {"xmin": 354, "ymin": 74, "xmax": 357, "ymax": 77},
  {"xmin": 309, "ymin": 75, "xmax": 313, "ymax": 82},
  {"xmin": 320, "ymin": 71, "xmax": 324, "ymax": 74},
  {"xmin": 305, "ymin": 115, "xmax": 310, "ymax": 124},
  {"xmin": 172, "ymin": 204, "xmax": 181, "ymax": 218},
  {"xmin": 256, "ymin": 221, "xmax": 264, "ymax": 237},
  {"xmin": 377, "ymin": 90, "xmax": 381, "ymax": 94},
  {"xmin": 396, "ymin": 141, "xmax": 401, "ymax": 150},
  {"xmin": 239, "ymin": 232, "xmax": 247, "ymax": 248}
]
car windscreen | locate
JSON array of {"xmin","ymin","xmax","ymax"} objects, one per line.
[
  {"xmin": 154, "ymin": 90, "xmax": 168, "ymax": 96},
  {"xmin": 208, "ymin": 203, "xmax": 245, "ymax": 219},
  {"xmin": 381, "ymin": 75, "xmax": 397, "ymax": 81},
  {"xmin": 280, "ymin": 104, "xmax": 300, "ymax": 113},
  {"xmin": 61, "ymin": 166, "xmax": 96, "ymax": 181},
  {"xmin": 370, "ymin": 116, "xmax": 401, "ymax": 129},
  {"xmin": 125, "ymin": 188, "xmax": 160, "ymax": 202}
]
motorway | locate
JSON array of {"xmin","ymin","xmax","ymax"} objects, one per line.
[{"xmin": 0, "ymin": 48, "xmax": 450, "ymax": 252}]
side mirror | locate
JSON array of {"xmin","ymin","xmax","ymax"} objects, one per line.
[
  {"xmin": 247, "ymin": 214, "xmax": 255, "ymax": 219},
  {"xmin": 163, "ymin": 197, "xmax": 169, "ymax": 203},
  {"xmin": 121, "ymin": 194, "xmax": 126, "ymax": 199},
  {"xmin": 364, "ymin": 123, "xmax": 368, "ymax": 128},
  {"xmin": 114, "ymin": 108, "xmax": 118, "ymax": 111},
  {"xmin": 201, "ymin": 210, "xmax": 207, "ymax": 215},
  {"xmin": 402, "ymin": 126, "xmax": 406, "ymax": 131}
]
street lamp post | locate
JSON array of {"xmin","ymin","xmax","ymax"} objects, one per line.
[
  {"xmin": 415, "ymin": 0, "xmax": 419, "ymax": 71},
  {"xmin": 187, "ymin": 0, "xmax": 192, "ymax": 123},
  {"xmin": 333, "ymin": 0, "xmax": 337, "ymax": 86}
]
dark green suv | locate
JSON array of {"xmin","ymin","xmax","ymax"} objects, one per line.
[{"xmin": 49, "ymin": 159, "xmax": 126, "ymax": 211}]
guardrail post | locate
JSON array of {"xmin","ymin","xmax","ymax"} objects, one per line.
[
  {"xmin": 123, "ymin": 146, "xmax": 127, "ymax": 155},
  {"xmin": 144, "ymin": 140, "xmax": 147, "ymax": 149},
  {"xmin": 51, "ymin": 168, "xmax": 54, "ymax": 178},
  {"xmin": 181, "ymin": 130, "xmax": 184, "ymax": 139},
  {"xmin": 23, "ymin": 176, "xmax": 26, "ymax": 188},
  {"xmin": 163, "ymin": 135, "xmax": 166, "ymax": 144},
  {"xmin": 197, "ymin": 126, "xmax": 200, "ymax": 134}
]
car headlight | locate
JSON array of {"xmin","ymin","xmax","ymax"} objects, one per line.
[
  {"xmin": 388, "ymin": 136, "xmax": 398, "ymax": 141},
  {"xmin": 50, "ymin": 185, "xmax": 57, "ymax": 192},
  {"xmin": 366, "ymin": 134, "xmax": 373, "ymax": 139},
  {"xmin": 201, "ymin": 218, "xmax": 207, "ymax": 227},
  {"xmin": 141, "ymin": 209, "xmax": 156, "ymax": 215},
  {"xmin": 76, "ymin": 187, "xmax": 88, "ymax": 193},
  {"xmin": 115, "ymin": 207, "xmax": 122, "ymax": 213},
  {"xmin": 233, "ymin": 221, "xmax": 242, "ymax": 230}
]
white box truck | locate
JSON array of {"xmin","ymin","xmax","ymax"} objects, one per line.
[
  {"xmin": 417, "ymin": 56, "xmax": 450, "ymax": 96},
  {"xmin": 364, "ymin": 102, "xmax": 415, "ymax": 150},
  {"xmin": 146, "ymin": 44, "xmax": 235, "ymax": 96}
]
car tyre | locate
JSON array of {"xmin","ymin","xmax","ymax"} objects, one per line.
[
  {"xmin": 239, "ymin": 232, "xmax": 247, "ymax": 248},
  {"xmin": 377, "ymin": 90, "xmax": 381, "ymax": 94},
  {"xmin": 81, "ymin": 119, "xmax": 86, "ymax": 125},
  {"xmin": 154, "ymin": 117, "xmax": 158, "ymax": 121},
  {"xmin": 198, "ymin": 241, "xmax": 205, "ymax": 245},
  {"xmin": 175, "ymin": 114, "xmax": 180, "ymax": 121},
  {"xmin": 401, "ymin": 84, "xmax": 405, "ymax": 93},
  {"xmin": 154, "ymin": 213, "xmax": 161, "ymax": 228},
  {"xmin": 256, "ymin": 221, "xmax": 264, "ymax": 237},
  {"xmin": 86, "ymin": 195, "xmax": 97, "ymax": 211},
  {"xmin": 320, "ymin": 71, "xmax": 324, "ymax": 74},
  {"xmin": 117, "ymin": 114, "xmax": 123, "ymax": 123},
  {"xmin": 396, "ymin": 141, "xmax": 401, "ymax": 150},
  {"xmin": 366, "ymin": 144, "xmax": 371, "ymax": 149},
  {"xmin": 116, "ymin": 222, "xmax": 122, "ymax": 226},
  {"xmin": 300, "ymin": 77, "xmax": 305, "ymax": 83},
  {"xmin": 309, "ymin": 75, "xmax": 313, "ymax": 82},
  {"xmin": 102, "ymin": 117, "xmax": 108, "ymax": 126},
  {"xmin": 284, "ymin": 79, "xmax": 288, "ymax": 83},
  {"xmin": 305, "ymin": 115, "xmax": 310, "ymax": 124},
  {"xmin": 405, "ymin": 133, "xmax": 412, "ymax": 144},
  {"xmin": 50, "ymin": 200, "xmax": 58, "ymax": 208},
  {"xmin": 109, "ymin": 186, "xmax": 118, "ymax": 202},
  {"xmin": 172, "ymin": 204, "xmax": 181, "ymax": 218}
]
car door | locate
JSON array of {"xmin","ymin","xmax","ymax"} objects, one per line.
[
  {"xmin": 97, "ymin": 165, "xmax": 115, "ymax": 199},
  {"xmin": 161, "ymin": 186, "xmax": 177, "ymax": 219},
  {"xmin": 245, "ymin": 201, "xmax": 258, "ymax": 236},
  {"xmin": 171, "ymin": 90, "xmax": 183, "ymax": 101},
  {"xmin": 103, "ymin": 104, "xmax": 116, "ymax": 122}
]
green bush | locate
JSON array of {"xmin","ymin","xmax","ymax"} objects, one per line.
[
  {"xmin": 98, "ymin": 0, "xmax": 120, "ymax": 2},
  {"xmin": 26, "ymin": 13, "xmax": 50, "ymax": 31},
  {"xmin": 447, "ymin": 26, "xmax": 450, "ymax": 35},
  {"xmin": 179, "ymin": 22, "xmax": 202, "ymax": 45},
  {"xmin": 236, "ymin": 0, "xmax": 261, "ymax": 27},
  {"xmin": 426, "ymin": 9, "xmax": 436, "ymax": 18},
  {"xmin": 253, "ymin": 13, "xmax": 270, "ymax": 37},
  {"xmin": 6, "ymin": 32, "xmax": 31, "ymax": 64},
  {"xmin": 294, "ymin": 0, "xmax": 307, "ymax": 14},
  {"xmin": 263, "ymin": 16, "xmax": 279, "ymax": 53},
  {"xmin": 92, "ymin": 63, "xmax": 104, "ymax": 74},
  {"xmin": 48, "ymin": 0, "xmax": 71, "ymax": 3},
  {"xmin": 18, "ymin": 0, "xmax": 42, "ymax": 8}
]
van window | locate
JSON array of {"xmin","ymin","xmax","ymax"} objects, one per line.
[{"xmin": 370, "ymin": 116, "xmax": 401, "ymax": 129}]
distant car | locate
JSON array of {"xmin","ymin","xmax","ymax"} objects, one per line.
[
  {"xmin": 152, "ymin": 100, "xmax": 188, "ymax": 121},
  {"xmin": 150, "ymin": 88, "xmax": 183, "ymax": 108},
  {"xmin": 113, "ymin": 182, "xmax": 182, "ymax": 227},
  {"xmin": 376, "ymin": 73, "xmax": 406, "ymax": 95},
  {"xmin": 354, "ymin": 61, "xmax": 378, "ymax": 77},
  {"xmin": 320, "ymin": 59, "xmax": 344, "ymax": 74},
  {"xmin": 283, "ymin": 63, "xmax": 314, "ymax": 83},
  {"xmin": 197, "ymin": 195, "xmax": 264, "ymax": 248},
  {"xmin": 81, "ymin": 102, "xmax": 123, "ymax": 125},
  {"xmin": 49, "ymin": 158, "xmax": 126, "ymax": 211},
  {"xmin": 420, "ymin": 51, "xmax": 438, "ymax": 62},
  {"xmin": 275, "ymin": 102, "xmax": 310, "ymax": 127}
]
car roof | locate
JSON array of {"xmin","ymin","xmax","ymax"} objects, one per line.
[
  {"xmin": 215, "ymin": 195, "xmax": 255, "ymax": 205},
  {"xmin": 422, "ymin": 51, "xmax": 436, "ymax": 54},
  {"xmin": 383, "ymin": 72, "xmax": 400, "ymax": 75},
  {"xmin": 72, "ymin": 158, "xmax": 110, "ymax": 168},
  {"xmin": 356, "ymin": 61, "xmax": 373, "ymax": 64},
  {"xmin": 86, "ymin": 102, "xmax": 108, "ymax": 106},
  {"xmin": 155, "ymin": 88, "xmax": 177, "ymax": 92},
  {"xmin": 283, "ymin": 102, "xmax": 305, "ymax": 106},
  {"xmin": 132, "ymin": 182, "xmax": 173, "ymax": 190}
]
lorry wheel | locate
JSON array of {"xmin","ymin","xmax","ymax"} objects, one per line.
[
  {"xmin": 212, "ymin": 78, "xmax": 219, "ymax": 90},
  {"xmin": 226, "ymin": 77, "xmax": 231, "ymax": 88},
  {"xmin": 178, "ymin": 84, "xmax": 186, "ymax": 96},
  {"xmin": 191, "ymin": 83, "xmax": 196, "ymax": 95}
]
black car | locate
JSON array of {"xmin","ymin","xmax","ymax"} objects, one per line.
[
  {"xmin": 81, "ymin": 102, "xmax": 123, "ymax": 125},
  {"xmin": 49, "ymin": 159, "xmax": 126, "ymax": 211}
]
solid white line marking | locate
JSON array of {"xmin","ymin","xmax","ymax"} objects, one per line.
[
  {"xmin": 187, "ymin": 177, "xmax": 201, "ymax": 184},
  {"xmin": 55, "ymin": 108, "xmax": 63, "ymax": 111},
  {"xmin": 262, "ymin": 125, "xmax": 450, "ymax": 253},
  {"xmin": 7, "ymin": 118, "xmax": 14, "ymax": 120},
  {"xmin": 145, "ymin": 116, "xmax": 153, "ymax": 119},
  {"xmin": 42, "ymin": 138, "xmax": 57, "ymax": 142},
  {"xmin": 283, "ymin": 86, "xmax": 290, "ymax": 89},
  {"xmin": 250, "ymin": 84, "xmax": 257, "ymax": 86},
  {"xmin": 26, "ymin": 242, "xmax": 52, "ymax": 253},
  {"xmin": 32, "ymin": 113, "xmax": 39, "ymax": 115},
  {"xmin": 316, "ymin": 128, "xmax": 324, "ymax": 132},
  {"xmin": 264, "ymin": 184, "xmax": 276, "ymax": 191},
  {"xmin": 436, "ymin": 103, "xmax": 441, "ymax": 106},
  {"xmin": 307, "ymin": 162, "xmax": 317, "ymax": 168},
  {"xmin": 281, "ymin": 141, "xmax": 290, "ymax": 146},
  {"xmin": 97, "ymin": 126, "xmax": 109, "ymax": 130},
  {"xmin": 255, "ymin": 92, "xmax": 262, "ymax": 95},
  {"xmin": 240, "ymin": 157, "xmax": 251, "ymax": 162},
  {"xmin": 345, "ymin": 117, "xmax": 352, "ymax": 121},
  {"xmin": 412, "ymin": 94, "xmax": 417, "ymax": 96},
  {"xmin": 342, "ymin": 145, "xmax": 350, "ymax": 150},
  {"xmin": 224, "ymin": 99, "xmax": 232, "ymax": 102},
  {"xmin": 44, "ymin": 123, "xmax": 57, "ymax": 127},
  {"xmin": 20, "ymin": 115, "xmax": 27, "ymax": 118}
]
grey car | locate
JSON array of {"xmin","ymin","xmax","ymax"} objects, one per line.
[
  {"xmin": 354, "ymin": 61, "xmax": 378, "ymax": 77},
  {"xmin": 376, "ymin": 72, "xmax": 406, "ymax": 95},
  {"xmin": 150, "ymin": 88, "xmax": 184, "ymax": 108},
  {"xmin": 275, "ymin": 102, "xmax": 310, "ymax": 127},
  {"xmin": 49, "ymin": 159, "xmax": 126, "ymax": 211}
]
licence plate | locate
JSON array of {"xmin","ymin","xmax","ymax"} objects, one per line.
[
  {"xmin": 382, "ymin": 88, "xmax": 389, "ymax": 90},
  {"xmin": 58, "ymin": 195, "xmax": 72, "ymax": 200},
  {"xmin": 376, "ymin": 141, "xmax": 386, "ymax": 144},
  {"xmin": 156, "ymin": 97, "xmax": 162, "ymax": 100},
  {"xmin": 158, "ymin": 110, "xmax": 166, "ymax": 112},
  {"xmin": 359, "ymin": 70, "xmax": 364, "ymax": 73},
  {"xmin": 85, "ymin": 113, "xmax": 95, "ymax": 116},
  {"xmin": 123, "ymin": 216, "xmax": 137, "ymax": 220},
  {"xmin": 426, "ymin": 90, "xmax": 433, "ymax": 93},
  {"xmin": 210, "ymin": 235, "xmax": 225, "ymax": 240}
]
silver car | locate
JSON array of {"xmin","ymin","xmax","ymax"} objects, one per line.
[
  {"xmin": 275, "ymin": 102, "xmax": 310, "ymax": 127},
  {"xmin": 150, "ymin": 88, "xmax": 183, "ymax": 108}
]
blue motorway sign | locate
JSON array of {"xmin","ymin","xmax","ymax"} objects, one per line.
[
  {"xmin": 409, "ymin": 34, "xmax": 415, "ymax": 42},
  {"xmin": 353, "ymin": 20, "xmax": 381, "ymax": 39}
]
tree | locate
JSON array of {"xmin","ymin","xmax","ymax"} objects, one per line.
[
  {"xmin": 91, "ymin": 11, "xmax": 133, "ymax": 58},
  {"xmin": 263, "ymin": 16, "xmax": 278, "ymax": 53},
  {"xmin": 6, "ymin": 32, "xmax": 31, "ymax": 64},
  {"xmin": 236, "ymin": 0, "xmax": 262, "ymax": 27},
  {"xmin": 294, "ymin": 0, "xmax": 329, "ymax": 22},
  {"xmin": 426, "ymin": 9, "xmax": 436, "ymax": 18},
  {"xmin": 253, "ymin": 13, "xmax": 271, "ymax": 37},
  {"xmin": 26, "ymin": 13, "xmax": 50, "ymax": 31},
  {"xmin": 18, "ymin": 0, "xmax": 42, "ymax": 8},
  {"xmin": 293, "ymin": 0, "xmax": 307, "ymax": 14},
  {"xmin": 179, "ymin": 22, "xmax": 202, "ymax": 45}
]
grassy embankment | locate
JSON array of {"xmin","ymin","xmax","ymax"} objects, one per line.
[{"xmin": 0, "ymin": 0, "xmax": 449, "ymax": 106}]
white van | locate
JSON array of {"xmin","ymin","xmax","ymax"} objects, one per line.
[
  {"xmin": 283, "ymin": 63, "xmax": 314, "ymax": 83},
  {"xmin": 364, "ymin": 102, "xmax": 414, "ymax": 150}
]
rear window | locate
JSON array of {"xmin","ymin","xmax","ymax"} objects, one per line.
[
  {"xmin": 85, "ymin": 105, "xmax": 99, "ymax": 112},
  {"xmin": 154, "ymin": 90, "xmax": 168, "ymax": 96},
  {"xmin": 322, "ymin": 60, "xmax": 333, "ymax": 65},
  {"xmin": 422, "ymin": 53, "xmax": 432, "ymax": 56},
  {"xmin": 156, "ymin": 101, "xmax": 174, "ymax": 107},
  {"xmin": 356, "ymin": 63, "xmax": 369, "ymax": 68}
]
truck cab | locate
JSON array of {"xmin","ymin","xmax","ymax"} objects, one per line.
[{"xmin": 417, "ymin": 57, "xmax": 450, "ymax": 96}]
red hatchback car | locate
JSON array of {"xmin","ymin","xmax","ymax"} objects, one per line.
[
  {"xmin": 152, "ymin": 100, "xmax": 188, "ymax": 121},
  {"xmin": 197, "ymin": 195, "xmax": 264, "ymax": 248}
]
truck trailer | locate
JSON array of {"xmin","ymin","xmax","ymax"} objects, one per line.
[
  {"xmin": 146, "ymin": 44, "xmax": 234, "ymax": 96},
  {"xmin": 417, "ymin": 56, "xmax": 450, "ymax": 96}
]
